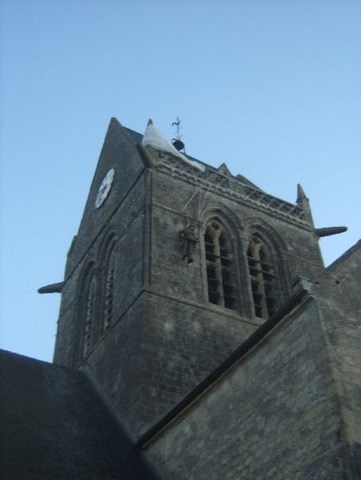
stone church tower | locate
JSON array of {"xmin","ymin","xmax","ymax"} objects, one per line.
[
  {"xmin": 2, "ymin": 117, "xmax": 359, "ymax": 479},
  {"xmin": 54, "ymin": 117, "xmax": 326, "ymax": 440}
]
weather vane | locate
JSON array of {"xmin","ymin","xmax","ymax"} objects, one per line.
[{"xmin": 171, "ymin": 117, "xmax": 185, "ymax": 151}]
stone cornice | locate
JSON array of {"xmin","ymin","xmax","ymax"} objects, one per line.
[{"xmin": 153, "ymin": 152, "xmax": 310, "ymax": 228}]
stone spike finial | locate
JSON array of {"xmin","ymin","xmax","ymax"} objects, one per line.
[
  {"xmin": 296, "ymin": 184, "xmax": 314, "ymax": 226},
  {"xmin": 296, "ymin": 184, "xmax": 308, "ymax": 204},
  {"xmin": 218, "ymin": 163, "xmax": 232, "ymax": 176}
]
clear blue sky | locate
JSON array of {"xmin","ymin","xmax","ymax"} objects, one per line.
[{"xmin": 1, "ymin": 1, "xmax": 360, "ymax": 362}]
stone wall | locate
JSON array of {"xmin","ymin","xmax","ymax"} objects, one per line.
[
  {"xmin": 317, "ymin": 241, "xmax": 361, "ymax": 447},
  {"xmin": 146, "ymin": 296, "xmax": 346, "ymax": 479},
  {"xmin": 83, "ymin": 291, "xmax": 255, "ymax": 439},
  {"xmin": 53, "ymin": 171, "xmax": 147, "ymax": 367}
]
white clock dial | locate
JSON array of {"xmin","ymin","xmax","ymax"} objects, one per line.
[{"xmin": 95, "ymin": 168, "xmax": 115, "ymax": 209}]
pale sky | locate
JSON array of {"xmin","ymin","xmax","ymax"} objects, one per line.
[{"xmin": 1, "ymin": 0, "xmax": 360, "ymax": 362}]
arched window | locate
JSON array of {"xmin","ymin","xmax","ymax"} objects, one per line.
[
  {"xmin": 79, "ymin": 263, "xmax": 98, "ymax": 358},
  {"xmin": 204, "ymin": 219, "xmax": 236, "ymax": 310},
  {"xmin": 102, "ymin": 240, "xmax": 117, "ymax": 332},
  {"xmin": 247, "ymin": 235, "xmax": 277, "ymax": 319}
]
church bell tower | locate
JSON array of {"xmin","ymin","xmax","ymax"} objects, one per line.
[{"xmin": 54, "ymin": 117, "xmax": 325, "ymax": 440}]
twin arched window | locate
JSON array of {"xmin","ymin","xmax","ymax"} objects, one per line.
[
  {"xmin": 204, "ymin": 217, "xmax": 287, "ymax": 320},
  {"xmin": 76, "ymin": 234, "xmax": 117, "ymax": 363}
]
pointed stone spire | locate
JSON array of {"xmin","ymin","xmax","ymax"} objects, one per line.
[
  {"xmin": 218, "ymin": 163, "xmax": 232, "ymax": 176},
  {"xmin": 296, "ymin": 184, "xmax": 314, "ymax": 226},
  {"xmin": 296, "ymin": 184, "xmax": 308, "ymax": 205}
]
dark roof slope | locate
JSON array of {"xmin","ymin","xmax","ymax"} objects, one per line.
[
  {"xmin": 124, "ymin": 126, "xmax": 143, "ymax": 144},
  {"xmin": 0, "ymin": 350, "xmax": 158, "ymax": 480},
  {"xmin": 325, "ymin": 239, "xmax": 361, "ymax": 273}
]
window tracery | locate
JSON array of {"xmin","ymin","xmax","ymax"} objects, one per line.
[
  {"xmin": 204, "ymin": 220, "xmax": 236, "ymax": 310},
  {"xmin": 78, "ymin": 263, "xmax": 98, "ymax": 359},
  {"xmin": 202, "ymin": 212, "xmax": 288, "ymax": 320},
  {"xmin": 102, "ymin": 241, "xmax": 117, "ymax": 331},
  {"xmin": 247, "ymin": 235, "xmax": 277, "ymax": 319}
]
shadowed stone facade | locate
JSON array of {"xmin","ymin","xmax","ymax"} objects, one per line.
[
  {"xmin": 144, "ymin": 252, "xmax": 361, "ymax": 478},
  {"xmin": 3, "ymin": 117, "xmax": 358, "ymax": 479},
  {"xmin": 54, "ymin": 118, "xmax": 327, "ymax": 440}
]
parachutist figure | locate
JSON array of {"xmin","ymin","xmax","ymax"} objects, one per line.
[{"xmin": 180, "ymin": 224, "xmax": 199, "ymax": 264}]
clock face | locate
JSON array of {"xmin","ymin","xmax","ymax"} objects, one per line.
[{"xmin": 95, "ymin": 168, "xmax": 115, "ymax": 209}]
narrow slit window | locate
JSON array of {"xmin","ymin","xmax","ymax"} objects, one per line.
[
  {"xmin": 102, "ymin": 238, "xmax": 117, "ymax": 333},
  {"xmin": 103, "ymin": 261, "xmax": 115, "ymax": 331},
  {"xmin": 82, "ymin": 269, "xmax": 97, "ymax": 357}
]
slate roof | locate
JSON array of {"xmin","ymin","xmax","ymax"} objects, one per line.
[{"xmin": 0, "ymin": 349, "xmax": 159, "ymax": 480}]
